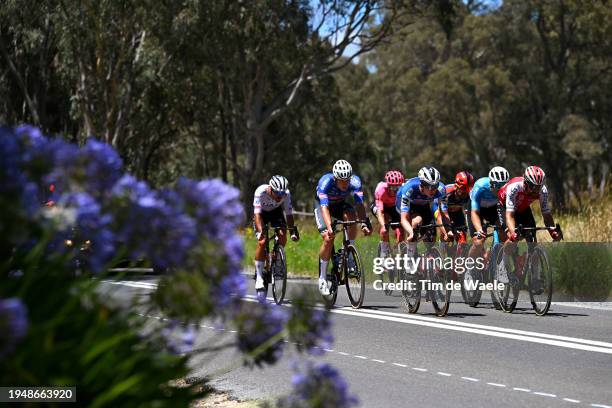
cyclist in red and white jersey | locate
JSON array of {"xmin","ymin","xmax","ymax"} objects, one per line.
[
  {"xmin": 497, "ymin": 166, "xmax": 561, "ymax": 243},
  {"xmin": 370, "ymin": 170, "xmax": 405, "ymax": 257}
]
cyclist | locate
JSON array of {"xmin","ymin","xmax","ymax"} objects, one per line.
[
  {"xmin": 253, "ymin": 175, "xmax": 299, "ymax": 298},
  {"xmin": 467, "ymin": 166, "xmax": 510, "ymax": 260},
  {"xmin": 396, "ymin": 166, "xmax": 449, "ymax": 255},
  {"xmin": 499, "ymin": 166, "xmax": 561, "ymax": 243},
  {"xmin": 371, "ymin": 170, "xmax": 405, "ymax": 258},
  {"xmin": 497, "ymin": 166, "xmax": 561, "ymax": 293},
  {"xmin": 434, "ymin": 171, "xmax": 475, "ymax": 245},
  {"xmin": 315, "ymin": 160, "xmax": 372, "ymax": 295}
]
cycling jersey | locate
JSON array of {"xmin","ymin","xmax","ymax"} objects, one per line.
[
  {"xmin": 498, "ymin": 177, "xmax": 551, "ymax": 214},
  {"xmin": 396, "ymin": 177, "xmax": 447, "ymax": 214},
  {"xmin": 433, "ymin": 184, "xmax": 468, "ymax": 213},
  {"xmin": 374, "ymin": 181, "xmax": 398, "ymax": 212},
  {"xmin": 470, "ymin": 177, "xmax": 499, "ymax": 211},
  {"xmin": 316, "ymin": 173, "xmax": 364, "ymax": 206},
  {"xmin": 253, "ymin": 184, "xmax": 293, "ymax": 215}
]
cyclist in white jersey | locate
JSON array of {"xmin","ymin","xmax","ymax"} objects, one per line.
[{"xmin": 253, "ymin": 175, "xmax": 299, "ymax": 296}]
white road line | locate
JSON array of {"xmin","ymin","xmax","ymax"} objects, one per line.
[
  {"xmin": 461, "ymin": 377, "xmax": 480, "ymax": 382},
  {"xmin": 324, "ymin": 348, "xmax": 334, "ymax": 352},
  {"xmin": 354, "ymin": 355, "xmax": 368, "ymax": 359},
  {"xmin": 533, "ymin": 392, "xmax": 556, "ymax": 398},
  {"xmin": 412, "ymin": 368, "xmax": 427, "ymax": 372},
  {"xmin": 513, "ymin": 388, "xmax": 531, "ymax": 392},
  {"xmin": 437, "ymin": 372, "xmax": 452, "ymax": 377},
  {"xmin": 393, "ymin": 363, "xmax": 407, "ymax": 368},
  {"xmin": 338, "ymin": 306, "xmax": 612, "ymax": 350},
  {"xmin": 328, "ymin": 307, "xmax": 612, "ymax": 355},
  {"xmin": 487, "ymin": 382, "xmax": 506, "ymax": 387},
  {"xmin": 563, "ymin": 398, "xmax": 581, "ymax": 403},
  {"xmin": 372, "ymin": 359, "xmax": 386, "ymax": 363},
  {"xmin": 337, "ymin": 352, "xmax": 349, "ymax": 356},
  {"xmin": 591, "ymin": 404, "xmax": 612, "ymax": 408},
  {"xmin": 107, "ymin": 280, "xmax": 612, "ymax": 355}
]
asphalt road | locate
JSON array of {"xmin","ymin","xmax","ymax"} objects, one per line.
[{"xmin": 101, "ymin": 277, "xmax": 612, "ymax": 408}]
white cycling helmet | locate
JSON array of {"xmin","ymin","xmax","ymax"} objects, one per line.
[
  {"xmin": 269, "ymin": 175, "xmax": 288, "ymax": 194},
  {"xmin": 332, "ymin": 160, "xmax": 352, "ymax": 180},
  {"xmin": 488, "ymin": 166, "xmax": 510, "ymax": 184},
  {"xmin": 417, "ymin": 166, "xmax": 440, "ymax": 186}
]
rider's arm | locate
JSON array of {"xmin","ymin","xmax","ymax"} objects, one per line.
[
  {"xmin": 374, "ymin": 183, "xmax": 387, "ymax": 227},
  {"xmin": 506, "ymin": 210, "xmax": 516, "ymax": 235},
  {"xmin": 321, "ymin": 205, "xmax": 333, "ymax": 233},
  {"xmin": 471, "ymin": 209, "xmax": 483, "ymax": 234},
  {"xmin": 539, "ymin": 186, "xmax": 553, "ymax": 227},
  {"xmin": 254, "ymin": 212, "xmax": 263, "ymax": 235},
  {"xmin": 286, "ymin": 214, "xmax": 296, "ymax": 229},
  {"xmin": 400, "ymin": 211, "xmax": 413, "ymax": 239},
  {"xmin": 470, "ymin": 188, "xmax": 484, "ymax": 235}
]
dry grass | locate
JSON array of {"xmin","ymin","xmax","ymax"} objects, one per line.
[{"xmin": 556, "ymin": 192, "xmax": 612, "ymax": 242}]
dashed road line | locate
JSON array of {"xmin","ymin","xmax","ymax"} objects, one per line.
[
  {"xmin": 372, "ymin": 359, "xmax": 386, "ymax": 363},
  {"xmin": 392, "ymin": 363, "xmax": 407, "ymax": 368},
  {"xmin": 437, "ymin": 372, "xmax": 452, "ymax": 377},
  {"xmin": 513, "ymin": 387, "xmax": 531, "ymax": 392},
  {"xmin": 533, "ymin": 392, "xmax": 557, "ymax": 398},
  {"xmin": 412, "ymin": 367, "xmax": 428, "ymax": 372},
  {"xmin": 563, "ymin": 398, "xmax": 581, "ymax": 403},
  {"xmin": 487, "ymin": 382, "xmax": 506, "ymax": 388},
  {"xmin": 354, "ymin": 355, "xmax": 368, "ymax": 360},
  {"xmin": 461, "ymin": 377, "xmax": 480, "ymax": 382}
]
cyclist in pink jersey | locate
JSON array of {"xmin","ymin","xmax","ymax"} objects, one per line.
[
  {"xmin": 370, "ymin": 170, "xmax": 405, "ymax": 257},
  {"xmin": 497, "ymin": 166, "xmax": 561, "ymax": 243}
]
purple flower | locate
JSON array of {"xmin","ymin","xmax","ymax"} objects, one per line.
[
  {"xmin": 78, "ymin": 138, "xmax": 123, "ymax": 197},
  {"xmin": 235, "ymin": 302, "xmax": 288, "ymax": 367},
  {"xmin": 279, "ymin": 362, "xmax": 358, "ymax": 408},
  {"xmin": 287, "ymin": 299, "xmax": 333, "ymax": 356},
  {"xmin": 161, "ymin": 320, "xmax": 197, "ymax": 355},
  {"xmin": 0, "ymin": 298, "xmax": 28, "ymax": 357}
]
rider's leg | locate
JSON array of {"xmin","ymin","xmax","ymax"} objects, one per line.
[
  {"xmin": 379, "ymin": 212, "xmax": 391, "ymax": 257},
  {"xmin": 254, "ymin": 225, "xmax": 267, "ymax": 290},
  {"xmin": 314, "ymin": 201, "xmax": 333, "ymax": 282}
]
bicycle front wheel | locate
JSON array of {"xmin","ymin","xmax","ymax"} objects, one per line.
[
  {"xmin": 493, "ymin": 248, "xmax": 520, "ymax": 313},
  {"xmin": 271, "ymin": 245, "xmax": 287, "ymax": 305},
  {"xmin": 345, "ymin": 244, "xmax": 365, "ymax": 309},
  {"xmin": 398, "ymin": 241, "xmax": 420, "ymax": 313},
  {"xmin": 528, "ymin": 246, "xmax": 552, "ymax": 316},
  {"xmin": 428, "ymin": 246, "xmax": 451, "ymax": 317}
]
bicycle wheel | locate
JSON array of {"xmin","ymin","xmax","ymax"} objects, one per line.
[
  {"xmin": 320, "ymin": 253, "xmax": 338, "ymax": 308},
  {"xmin": 398, "ymin": 241, "xmax": 420, "ymax": 313},
  {"xmin": 461, "ymin": 264, "xmax": 483, "ymax": 307},
  {"xmin": 345, "ymin": 244, "xmax": 365, "ymax": 308},
  {"xmin": 271, "ymin": 245, "xmax": 287, "ymax": 305},
  {"xmin": 493, "ymin": 247, "xmax": 520, "ymax": 313},
  {"xmin": 528, "ymin": 246, "xmax": 552, "ymax": 316},
  {"xmin": 488, "ymin": 243, "xmax": 503, "ymax": 310},
  {"xmin": 378, "ymin": 242, "xmax": 394, "ymax": 296},
  {"xmin": 428, "ymin": 246, "xmax": 451, "ymax": 317}
]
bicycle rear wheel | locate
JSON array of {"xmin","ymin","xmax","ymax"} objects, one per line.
[
  {"xmin": 528, "ymin": 247, "xmax": 552, "ymax": 316},
  {"xmin": 345, "ymin": 244, "xmax": 365, "ymax": 309},
  {"xmin": 378, "ymin": 242, "xmax": 394, "ymax": 296},
  {"xmin": 428, "ymin": 246, "xmax": 451, "ymax": 317},
  {"xmin": 271, "ymin": 245, "xmax": 287, "ymax": 305},
  {"xmin": 398, "ymin": 241, "xmax": 420, "ymax": 313}
]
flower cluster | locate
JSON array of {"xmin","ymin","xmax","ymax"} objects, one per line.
[
  {"xmin": 0, "ymin": 298, "xmax": 29, "ymax": 357},
  {"xmin": 278, "ymin": 362, "xmax": 358, "ymax": 408},
  {"xmin": 287, "ymin": 294, "xmax": 333, "ymax": 356},
  {"xmin": 160, "ymin": 321, "xmax": 197, "ymax": 355},
  {"xmin": 234, "ymin": 301, "xmax": 288, "ymax": 367}
]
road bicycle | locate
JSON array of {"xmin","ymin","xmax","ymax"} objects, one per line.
[
  {"xmin": 398, "ymin": 223, "xmax": 452, "ymax": 317},
  {"xmin": 321, "ymin": 219, "xmax": 367, "ymax": 309},
  {"xmin": 257, "ymin": 225, "xmax": 291, "ymax": 305},
  {"xmin": 492, "ymin": 224, "xmax": 563, "ymax": 316}
]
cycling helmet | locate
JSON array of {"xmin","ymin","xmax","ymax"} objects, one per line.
[
  {"xmin": 524, "ymin": 166, "xmax": 545, "ymax": 186},
  {"xmin": 385, "ymin": 170, "xmax": 405, "ymax": 186},
  {"xmin": 269, "ymin": 175, "xmax": 288, "ymax": 194},
  {"xmin": 488, "ymin": 166, "xmax": 510, "ymax": 184},
  {"xmin": 332, "ymin": 160, "xmax": 352, "ymax": 180},
  {"xmin": 455, "ymin": 171, "xmax": 475, "ymax": 191},
  {"xmin": 418, "ymin": 166, "xmax": 440, "ymax": 186}
]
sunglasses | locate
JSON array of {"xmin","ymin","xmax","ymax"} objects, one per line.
[
  {"xmin": 388, "ymin": 185, "xmax": 399, "ymax": 191},
  {"xmin": 420, "ymin": 183, "xmax": 437, "ymax": 191}
]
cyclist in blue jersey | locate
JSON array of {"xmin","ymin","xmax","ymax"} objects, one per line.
[
  {"xmin": 396, "ymin": 166, "xmax": 450, "ymax": 246},
  {"xmin": 314, "ymin": 160, "xmax": 372, "ymax": 295},
  {"xmin": 467, "ymin": 166, "xmax": 510, "ymax": 260}
]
